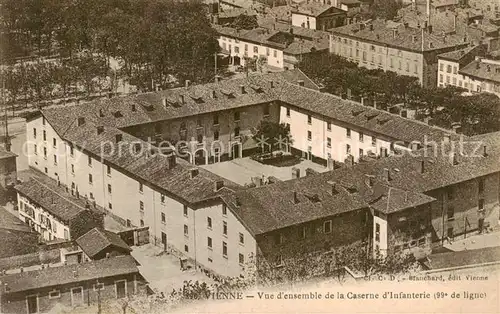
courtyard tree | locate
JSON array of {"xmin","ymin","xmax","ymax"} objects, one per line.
[
  {"xmin": 253, "ymin": 121, "xmax": 292, "ymax": 153},
  {"xmin": 230, "ymin": 14, "xmax": 259, "ymax": 30}
]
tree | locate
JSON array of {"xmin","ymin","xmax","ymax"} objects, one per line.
[
  {"xmin": 230, "ymin": 14, "xmax": 259, "ymax": 30},
  {"xmin": 365, "ymin": 0, "xmax": 403, "ymax": 21},
  {"xmin": 253, "ymin": 121, "xmax": 292, "ymax": 153}
]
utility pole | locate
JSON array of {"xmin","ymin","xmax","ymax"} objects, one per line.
[
  {"xmin": 1, "ymin": 59, "xmax": 10, "ymax": 152},
  {"xmin": 214, "ymin": 52, "xmax": 217, "ymax": 78}
]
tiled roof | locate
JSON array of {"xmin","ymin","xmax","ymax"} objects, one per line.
[
  {"xmin": 0, "ymin": 146, "xmax": 17, "ymax": 160},
  {"xmin": 331, "ymin": 19, "xmax": 470, "ymax": 52},
  {"xmin": 76, "ymin": 228, "xmax": 130, "ymax": 258},
  {"xmin": 218, "ymin": 8, "xmax": 257, "ymax": 19},
  {"xmin": 425, "ymin": 246, "xmax": 500, "ymax": 270},
  {"xmin": 0, "ymin": 255, "xmax": 139, "ymax": 293},
  {"xmin": 459, "ymin": 59, "xmax": 500, "ymax": 83},
  {"xmin": 227, "ymin": 130, "xmax": 500, "ymax": 236},
  {"xmin": 0, "ymin": 207, "xmax": 33, "ymax": 233},
  {"xmin": 0, "ymin": 207, "xmax": 40, "ymax": 259},
  {"xmin": 437, "ymin": 45, "xmax": 484, "ymax": 64},
  {"xmin": 15, "ymin": 178, "xmax": 87, "ymax": 222},
  {"xmin": 340, "ymin": 0, "xmax": 361, "ymax": 6},
  {"xmin": 291, "ymin": 3, "xmax": 343, "ymax": 17},
  {"xmin": 431, "ymin": 0, "xmax": 458, "ymax": 8}
]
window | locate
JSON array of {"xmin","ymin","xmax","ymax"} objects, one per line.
[
  {"xmin": 93, "ymin": 283, "xmax": 104, "ymax": 291},
  {"xmin": 244, "ymin": 44, "xmax": 248, "ymax": 51},
  {"xmin": 44, "ymin": 167, "xmax": 48, "ymax": 173},
  {"xmin": 108, "ymin": 184, "xmax": 112, "ymax": 194},
  {"xmin": 197, "ymin": 134, "xmax": 203, "ymax": 143},
  {"xmin": 196, "ymin": 119, "xmax": 202, "ymax": 128},
  {"xmin": 223, "ymin": 221, "xmax": 228, "ymax": 236},
  {"xmin": 440, "ymin": 63, "xmax": 444, "ymax": 71},
  {"xmin": 207, "ymin": 217, "xmax": 212, "ymax": 229},
  {"xmin": 180, "ymin": 122, "xmax": 187, "ymax": 131},
  {"xmin": 139, "ymin": 182, "xmax": 143, "ymax": 193},
  {"xmin": 253, "ymin": 46, "xmax": 258, "ymax": 53},
  {"xmin": 274, "ymin": 233, "xmax": 283, "ymax": 245},
  {"xmin": 327, "ymin": 137, "xmax": 331, "ymax": 148},
  {"xmin": 372, "ymin": 137, "xmax": 377, "ymax": 146},
  {"xmin": 53, "ymin": 138, "xmax": 57, "ymax": 147},
  {"xmin": 439, "ymin": 74, "xmax": 443, "ymax": 83},
  {"xmin": 346, "ymin": 128, "xmax": 351, "ymax": 138},
  {"xmin": 346, "ymin": 144, "xmax": 351, "ymax": 154},
  {"xmin": 478, "ymin": 199, "xmax": 484, "ymax": 210},
  {"xmin": 53, "ymin": 155, "xmax": 57, "ymax": 165},
  {"xmin": 453, "ymin": 66, "xmax": 457, "ymax": 74},
  {"xmin": 239, "ymin": 232, "xmax": 244, "ymax": 244},
  {"xmin": 184, "ymin": 224, "xmax": 188, "ymax": 236},
  {"xmin": 43, "ymin": 130, "xmax": 47, "ymax": 141},
  {"xmin": 375, "ymin": 223, "xmax": 380, "ymax": 242},
  {"xmin": 359, "ymin": 132, "xmax": 364, "ymax": 142},
  {"xmin": 161, "ymin": 212, "xmax": 166, "ymax": 223},
  {"xmin": 307, "ymin": 115, "xmax": 312, "ymax": 124},
  {"xmin": 478, "ymin": 178, "xmax": 485, "ymax": 193},
  {"xmin": 43, "ymin": 147, "xmax": 47, "ymax": 158},
  {"xmin": 301, "ymin": 226, "xmax": 307, "ymax": 239},
  {"xmin": 323, "ymin": 220, "xmax": 332, "ymax": 234},
  {"xmin": 155, "ymin": 124, "xmax": 162, "ymax": 134},
  {"xmin": 263, "ymin": 105, "xmax": 270, "ymax": 116},
  {"xmin": 222, "ymin": 241, "xmax": 228, "ymax": 257},
  {"xmin": 286, "ymin": 107, "xmax": 290, "ymax": 117},
  {"xmin": 273, "ymin": 50, "xmax": 277, "ymax": 58},
  {"xmin": 446, "ymin": 187, "xmax": 454, "ymax": 200},
  {"xmin": 234, "ymin": 127, "xmax": 240, "ymax": 137},
  {"xmin": 239, "ymin": 253, "xmax": 244, "ymax": 265},
  {"xmin": 109, "ymin": 203, "xmax": 113, "ymax": 210},
  {"xmin": 64, "ymin": 229, "xmax": 69, "ymax": 240},
  {"xmin": 327, "ymin": 122, "xmax": 331, "ymax": 131},
  {"xmin": 88, "ymin": 174, "xmax": 93, "ymax": 184},
  {"xmin": 33, "ymin": 128, "xmax": 37, "ymax": 139},
  {"xmin": 208, "ymin": 237, "xmax": 212, "ymax": 249},
  {"xmin": 89, "ymin": 192, "xmax": 94, "ymax": 199},
  {"xmin": 49, "ymin": 290, "xmax": 61, "ymax": 299},
  {"xmin": 161, "ymin": 194, "xmax": 166, "ymax": 203},
  {"xmin": 266, "ymin": 47, "xmax": 270, "ymax": 56},
  {"xmin": 27, "ymin": 295, "xmax": 39, "ymax": 314},
  {"xmin": 184, "ymin": 245, "xmax": 189, "ymax": 252},
  {"xmin": 107, "ymin": 165, "xmax": 111, "ymax": 176},
  {"xmin": 234, "ymin": 46, "xmax": 239, "ymax": 54},
  {"xmin": 214, "ymin": 130, "xmax": 219, "ymax": 141},
  {"xmin": 447, "ymin": 206, "xmax": 454, "ymax": 220},
  {"xmin": 139, "ymin": 201, "xmax": 144, "ymax": 211},
  {"xmin": 222, "ymin": 204, "xmax": 227, "ymax": 216},
  {"xmin": 184, "ymin": 205, "xmax": 188, "ymax": 216},
  {"xmin": 34, "ymin": 144, "xmax": 37, "ymax": 155},
  {"xmin": 88, "ymin": 156, "xmax": 92, "ymax": 166},
  {"xmin": 307, "ymin": 131, "xmax": 312, "ymax": 141},
  {"xmin": 213, "ymin": 114, "xmax": 219, "ymax": 125},
  {"xmin": 359, "ymin": 148, "xmax": 364, "ymax": 156}
]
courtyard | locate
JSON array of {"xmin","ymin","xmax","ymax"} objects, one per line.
[{"xmin": 200, "ymin": 157, "xmax": 328, "ymax": 185}]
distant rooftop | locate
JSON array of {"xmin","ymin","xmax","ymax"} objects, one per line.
[
  {"xmin": 76, "ymin": 228, "xmax": 130, "ymax": 258},
  {"xmin": 459, "ymin": 58, "xmax": 500, "ymax": 83},
  {"xmin": 291, "ymin": 2, "xmax": 344, "ymax": 17},
  {"xmin": 0, "ymin": 146, "xmax": 17, "ymax": 160}
]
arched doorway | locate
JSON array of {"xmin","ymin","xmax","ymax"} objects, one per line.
[{"xmin": 194, "ymin": 148, "xmax": 208, "ymax": 165}]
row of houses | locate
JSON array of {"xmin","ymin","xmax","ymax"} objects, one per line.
[{"xmin": 23, "ymin": 69, "xmax": 499, "ymax": 282}]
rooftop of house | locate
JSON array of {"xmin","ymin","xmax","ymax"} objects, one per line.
[
  {"xmin": 291, "ymin": 2, "xmax": 344, "ymax": 17},
  {"xmin": 331, "ymin": 19, "xmax": 470, "ymax": 52},
  {"xmin": 423, "ymin": 246, "xmax": 500, "ymax": 270},
  {"xmin": 15, "ymin": 177, "xmax": 91, "ymax": 223},
  {"xmin": 219, "ymin": 0, "xmax": 266, "ymax": 10},
  {"xmin": 0, "ymin": 207, "xmax": 40, "ymax": 258},
  {"xmin": 225, "ymin": 131, "xmax": 500, "ymax": 236},
  {"xmin": 431, "ymin": 0, "xmax": 458, "ymax": 8},
  {"xmin": 0, "ymin": 146, "xmax": 17, "ymax": 160},
  {"xmin": 459, "ymin": 58, "xmax": 500, "ymax": 82},
  {"xmin": 438, "ymin": 45, "xmax": 484, "ymax": 63},
  {"xmin": 340, "ymin": 0, "xmax": 361, "ymax": 6},
  {"xmin": 76, "ymin": 228, "xmax": 130, "ymax": 258},
  {"xmin": 0, "ymin": 255, "xmax": 139, "ymax": 294}
]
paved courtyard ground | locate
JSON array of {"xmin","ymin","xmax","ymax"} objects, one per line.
[
  {"xmin": 444, "ymin": 228, "xmax": 500, "ymax": 252},
  {"xmin": 200, "ymin": 157, "xmax": 328, "ymax": 185},
  {"xmin": 131, "ymin": 244, "xmax": 215, "ymax": 295}
]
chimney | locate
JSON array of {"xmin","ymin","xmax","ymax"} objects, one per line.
[
  {"xmin": 411, "ymin": 142, "xmax": 420, "ymax": 151},
  {"xmin": 298, "ymin": 80, "xmax": 305, "ymax": 86},
  {"xmin": 190, "ymin": 168, "xmax": 199, "ymax": 178},
  {"xmin": 482, "ymin": 145, "xmax": 487, "ymax": 157},
  {"xmin": 185, "ymin": 80, "xmax": 191, "ymax": 88},
  {"xmin": 115, "ymin": 134, "xmax": 123, "ymax": 143},
  {"xmin": 97, "ymin": 126, "xmax": 104, "ymax": 135},
  {"xmin": 211, "ymin": 90, "xmax": 217, "ymax": 99},
  {"xmin": 167, "ymin": 154, "xmax": 176, "ymax": 169},
  {"xmin": 240, "ymin": 85, "xmax": 246, "ymax": 94},
  {"xmin": 162, "ymin": 98, "xmax": 167, "ymax": 108},
  {"xmin": 214, "ymin": 180, "xmax": 224, "ymax": 191},
  {"xmin": 270, "ymin": 81, "xmax": 275, "ymax": 88},
  {"xmin": 133, "ymin": 143, "xmax": 142, "ymax": 154},
  {"xmin": 77, "ymin": 117, "xmax": 85, "ymax": 126},
  {"xmin": 419, "ymin": 159, "xmax": 425, "ymax": 174},
  {"xmin": 450, "ymin": 152, "xmax": 458, "ymax": 165},
  {"xmin": 365, "ymin": 175, "xmax": 375, "ymax": 187},
  {"xmin": 178, "ymin": 95, "xmax": 185, "ymax": 105},
  {"xmin": 383, "ymin": 168, "xmax": 391, "ymax": 181},
  {"xmin": 106, "ymin": 252, "xmax": 110, "ymax": 258},
  {"xmin": 292, "ymin": 191, "xmax": 299, "ymax": 204},
  {"xmin": 327, "ymin": 181, "xmax": 338, "ymax": 195}
]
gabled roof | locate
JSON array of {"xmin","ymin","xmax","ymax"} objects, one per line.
[
  {"xmin": 0, "ymin": 255, "xmax": 139, "ymax": 293},
  {"xmin": 291, "ymin": 3, "xmax": 344, "ymax": 17},
  {"xmin": 459, "ymin": 58, "xmax": 500, "ymax": 83},
  {"xmin": 0, "ymin": 146, "xmax": 16, "ymax": 160},
  {"xmin": 76, "ymin": 228, "xmax": 130, "ymax": 258}
]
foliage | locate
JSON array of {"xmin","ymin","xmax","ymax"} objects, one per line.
[
  {"xmin": 230, "ymin": 14, "xmax": 259, "ymax": 30},
  {"xmin": 364, "ymin": 0, "xmax": 404, "ymax": 21},
  {"xmin": 253, "ymin": 121, "xmax": 292, "ymax": 153}
]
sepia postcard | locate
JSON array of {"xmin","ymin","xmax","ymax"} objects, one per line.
[{"xmin": 0, "ymin": 0, "xmax": 499, "ymax": 313}]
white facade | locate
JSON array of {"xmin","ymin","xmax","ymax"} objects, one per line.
[
  {"xmin": 26, "ymin": 115, "xmax": 256, "ymax": 277},
  {"xmin": 279, "ymin": 105, "xmax": 394, "ymax": 162},
  {"xmin": 218, "ymin": 36, "xmax": 284, "ymax": 69},
  {"xmin": 17, "ymin": 194, "xmax": 70, "ymax": 241},
  {"xmin": 291, "ymin": 13, "xmax": 317, "ymax": 30}
]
